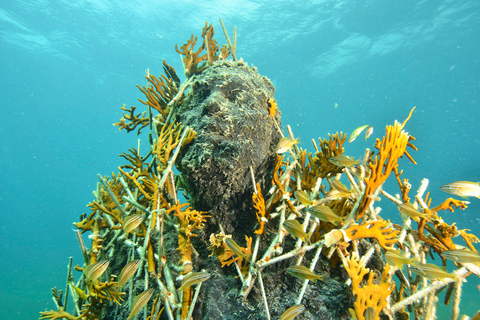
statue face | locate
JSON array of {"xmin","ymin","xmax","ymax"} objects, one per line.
[{"xmin": 174, "ymin": 61, "xmax": 281, "ymax": 233}]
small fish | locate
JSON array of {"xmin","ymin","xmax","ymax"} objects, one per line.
[
  {"xmin": 364, "ymin": 307, "xmax": 375, "ymax": 320},
  {"xmin": 398, "ymin": 203, "xmax": 427, "ymax": 221},
  {"xmin": 123, "ymin": 215, "xmax": 143, "ymax": 234},
  {"xmin": 308, "ymin": 205, "xmax": 346, "ymax": 226},
  {"xmin": 283, "ymin": 220, "xmax": 310, "ymax": 243},
  {"xmin": 385, "ymin": 250, "xmax": 416, "ymax": 268},
  {"xmin": 440, "ymin": 181, "xmax": 480, "ymax": 199},
  {"xmin": 178, "ymin": 271, "xmax": 211, "ymax": 291},
  {"xmin": 323, "ymin": 189, "xmax": 351, "ymax": 200},
  {"xmin": 280, "ymin": 304, "xmax": 305, "ymax": 320},
  {"xmin": 225, "ymin": 237, "xmax": 248, "ymax": 260},
  {"xmin": 117, "ymin": 260, "xmax": 140, "ymax": 288},
  {"xmin": 287, "ymin": 265, "xmax": 323, "ymax": 282},
  {"xmin": 127, "ymin": 288, "xmax": 155, "ymax": 320},
  {"xmin": 348, "ymin": 308, "xmax": 358, "ymax": 320},
  {"xmin": 349, "ymin": 165, "xmax": 371, "ymax": 180},
  {"xmin": 69, "ymin": 282, "xmax": 89, "ymax": 300},
  {"xmin": 365, "ymin": 126, "xmax": 374, "ymax": 141},
  {"xmin": 409, "ymin": 263, "xmax": 455, "ymax": 281},
  {"xmin": 329, "ymin": 178, "xmax": 350, "ymax": 194},
  {"xmin": 294, "ymin": 190, "xmax": 313, "ymax": 207},
  {"xmin": 84, "ymin": 260, "xmax": 110, "ymax": 282},
  {"xmin": 276, "ymin": 137, "xmax": 300, "ymax": 154},
  {"xmin": 329, "ymin": 155, "xmax": 360, "ymax": 167},
  {"xmin": 442, "ymin": 249, "xmax": 480, "ymax": 264},
  {"xmin": 349, "ymin": 125, "xmax": 370, "ymax": 143}
]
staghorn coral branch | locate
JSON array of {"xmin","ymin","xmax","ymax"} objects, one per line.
[
  {"xmin": 97, "ymin": 174, "xmax": 128, "ymax": 218},
  {"xmin": 424, "ymin": 291, "xmax": 437, "ymax": 320},
  {"xmin": 165, "ymin": 76, "xmax": 193, "ymax": 125},
  {"xmin": 74, "ymin": 229, "xmax": 89, "ymax": 264},
  {"xmin": 157, "ymin": 126, "xmax": 192, "ymax": 191},
  {"xmin": 63, "ymin": 257, "xmax": 73, "ymax": 311},
  {"xmin": 391, "ymin": 267, "xmax": 469, "ymax": 313},
  {"xmin": 452, "ymin": 276, "xmax": 464, "ymax": 320},
  {"xmin": 187, "ymin": 281, "xmax": 205, "ymax": 320},
  {"xmin": 258, "ymin": 270, "xmax": 271, "ymax": 320},
  {"xmin": 258, "ymin": 241, "xmax": 324, "ymax": 269},
  {"xmin": 219, "ymin": 18, "xmax": 237, "ymax": 61},
  {"xmin": 118, "ymin": 176, "xmax": 151, "ymax": 215}
]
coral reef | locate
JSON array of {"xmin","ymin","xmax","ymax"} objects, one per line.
[{"xmin": 40, "ymin": 21, "xmax": 480, "ymax": 320}]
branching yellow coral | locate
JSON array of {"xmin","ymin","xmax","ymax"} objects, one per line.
[
  {"xmin": 271, "ymin": 154, "xmax": 297, "ymax": 214},
  {"xmin": 89, "ymin": 201, "xmax": 123, "ymax": 227},
  {"xmin": 201, "ymin": 22, "xmax": 229, "ymax": 63},
  {"xmin": 114, "ymin": 105, "xmax": 149, "ymax": 135},
  {"xmin": 294, "ymin": 148, "xmax": 320, "ymax": 191},
  {"xmin": 344, "ymin": 252, "xmax": 394, "ymax": 320},
  {"xmin": 167, "ymin": 202, "xmax": 209, "ymax": 319},
  {"xmin": 459, "ymin": 229, "xmax": 480, "ymax": 252},
  {"xmin": 167, "ymin": 202, "xmax": 209, "ymax": 271},
  {"xmin": 430, "ymin": 197, "xmax": 469, "ymax": 213},
  {"xmin": 176, "ymin": 22, "xmax": 229, "ymax": 76},
  {"xmin": 39, "ymin": 307, "xmax": 82, "ymax": 320},
  {"xmin": 253, "ymin": 183, "xmax": 267, "ymax": 235},
  {"xmin": 310, "ymin": 132, "xmax": 347, "ymax": 180},
  {"xmin": 412, "ymin": 193, "xmax": 472, "ymax": 256},
  {"xmin": 153, "ymin": 122, "xmax": 196, "ymax": 174},
  {"xmin": 116, "ymin": 60, "xmax": 180, "ymax": 133},
  {"xmin": 357, "ymin": 108, "xmax": 417, "ymax": 219},
  {"xmin": 176, "ymin": 34, "xmax": 207, "ymax": 76},
  {"xmin": 137, "ymin": 60, "xmax": 179, "ymax": 122},
  {"xmin": 345, "ymin": 220, "xmax": 399, "ymax": 250},
  {"xmin": 209, "ymin": 233, "xmax": 252, "ymax": 272},
  {"xmin": 119, "ymin": 147, "xmax": 148, "ymax": 172}
]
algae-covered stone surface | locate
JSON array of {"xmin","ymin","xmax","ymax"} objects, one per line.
[
  {"xmin": 174, "ymin": 59, "xmax": 282, "ymax": 236},
  {"xmin": 194, "ymin": 254, "xmax": 353, "ymax": 320}
]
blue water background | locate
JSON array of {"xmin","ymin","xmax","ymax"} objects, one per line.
[{"xmin": 1, "ymin": 1, "xmax": 479, "ymax": 318}]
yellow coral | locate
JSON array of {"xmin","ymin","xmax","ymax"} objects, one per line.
[
  {"xmin": 209, "ymin": 233, "xmax": 252, "ymax": 272},
  {"xmin": 344, "ymin": 252, "xmax": 394, "ymax": 320},
  {"xmin": 357, "ymin": 108, "xmax": 416, "ymax": 219},
  {"xmin": 289, "ymin": 132, "xmax": 347, "ymax": 203},
  {"xmin": 253, "ymin": 183, "xmax": 267, "ymax": 235},
  {"xmin": 167, "ymin": 202, "xmax": 209, "ymax": 272},
  {"xmin": 345, "ymin": 220, "xmax": 399, "ymax": 250},
  {"xmin": 136, "ymin": 60, "xmax": 179, "ymax": 121},
  {"xmin": 294, "ymin": 148, "xmax": 320, "ymax": 191},
  {"xmin": 153, "ymin": 122, "xmax": 196, "ymax": 174},
  {"xmin": 176, "ymin": 22, "xmax": 228, "ymax": 76},
  {"xmin": 415, "ymin": 193, "xmax": 471, "ymax": 256},
  {"xmin": 167, "ymin": 202, "xmax": 209, "ymax": 319},
  {"xmin": 39, "ymin": 307, "xmax": 82, "ymax": 320},
  {"xmin": 268, "ymin": 98, "xmax": 277, "ymax": 117},
  {"xmin": 114, "ymin": 105, "xmax": 149, "ymax": 135},
  {"xmin": 175, "ymin": 34, "xmax": 207, "ymax": 75}
]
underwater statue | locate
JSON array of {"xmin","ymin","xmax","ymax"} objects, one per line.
[{"xmin": 40, "ymin": 21, "xmax": 480, "ymax": 320}]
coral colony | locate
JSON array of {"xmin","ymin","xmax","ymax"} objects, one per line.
[{"xmin": 40, "ymin": 21, "xmax": 480, "ymax": 320}]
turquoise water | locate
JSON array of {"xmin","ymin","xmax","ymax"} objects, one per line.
[{"xmin": 1, "ymin": 1, "xmax": 479, "ymax": 319}]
